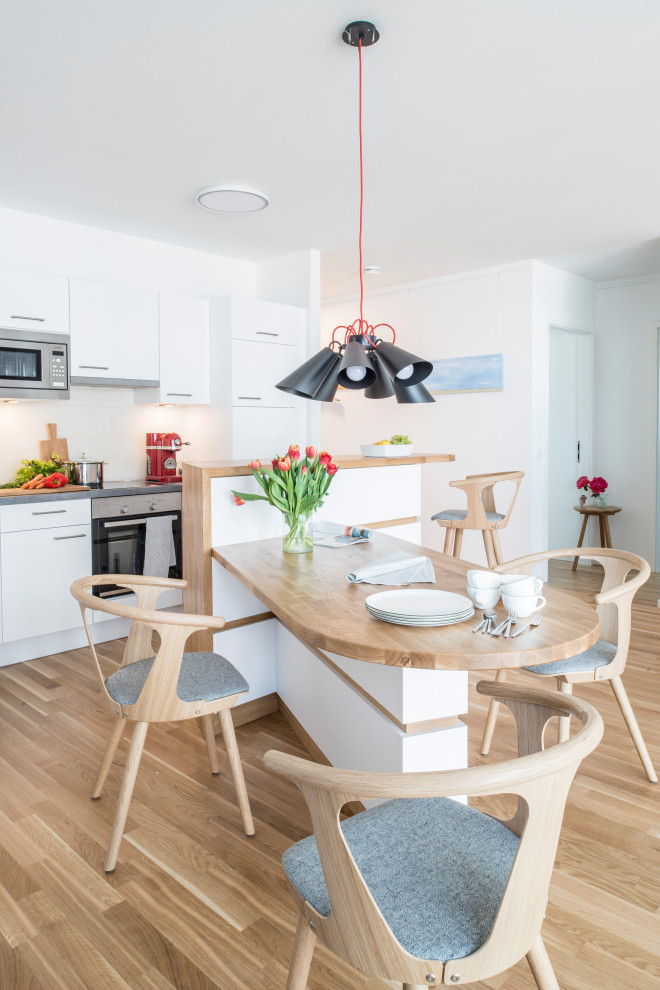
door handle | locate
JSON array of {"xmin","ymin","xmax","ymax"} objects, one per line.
[
  {"xmin": 577, "ymin": 440, "xmax": 581, "ymax": 463},
  {"xmin": 11, "ymin": 314, "xmax": 45, "ymax": 322},
  {"xmin": 256, "ymin": 331, "xmax": 279, "ymax": 337},
  {"xmin": 237, "ymin": 396, "xmax": 262, "ymax": 400},
  {"xmin": 53, "ymin": 533, "xmax": 87, "ymax": 540},
  {"xmin": 32, "ymin": 509, "xmax": 67, "ymax": 515},
  {"xmin": 166, "ymin": 393, "xmax": 193, "ymax": 397},
  {"xmin": 79, "ymin": 365, "xmax": 110, "ymax": 370}
]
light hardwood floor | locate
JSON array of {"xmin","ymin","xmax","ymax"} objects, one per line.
[{"xmin": 0, "ymin": 561, "xmax": 658, "ymax": 989}]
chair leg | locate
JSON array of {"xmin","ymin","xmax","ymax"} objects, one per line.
[
  {"xmin": 609, "ymin": 676, "xmax": 658, "ymax": 782},
  {"xmin": 557, "ymin": 681, "xmax": 572, "ymax": 744},
  {"xmin": 200, "ymin": 714, "xmax": 221, "ymax": 774},
  {"xmin": 286, "ymin": 913, "xmax": 316, "ymax": 990},
  {"xmin": 480, "ymin": 668, "xmax": 508, "ymax": 755},
  {"xmin": 490, "ymin": 528, "xmax": 504, "ymax": 565},
  {"xmin": 105, "ymin": 720, "xmax": 149, "ymax": 873},
  {"xmin": 218, "ymin": 708, "xmax": 256, "ymax": 835},
  {"xmin": 452, "ymin": 529, "xmax": 464, "ymax": 558},
  {"xmin": 443, "ymin": 528, "xmax": 455, "ymax": 555},
  {"xmin": 482, "ymin": 530, "xmax": 497, "ymax": 568},
  {"xmin": 92, "ymin": 717, "xmax": 125, "ymax": 799},
  {"xmin": 526, "ymin": 935, "xmax": 560, "ymax": 990}
]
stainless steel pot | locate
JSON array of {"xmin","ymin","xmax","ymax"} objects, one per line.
[{"xmin": 66, "ymin": 457, "xmax": 104, "ymax": 489}]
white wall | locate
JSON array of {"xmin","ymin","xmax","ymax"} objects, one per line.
[
  {"xmin": 594, "ymin": 275, "xmax": 660, "ymax": 564},
  {"xmin": 322, "ymin": 260, "xmax": 595, "ymax": 566},
  {"xmin": 0, "ymin": 206, "xmax": 258, "ymax": 481}
]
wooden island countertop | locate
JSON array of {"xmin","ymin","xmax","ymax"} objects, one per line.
[{"xmin": 183, "ymin": 452, "xmax": 453, "ymax": 480}]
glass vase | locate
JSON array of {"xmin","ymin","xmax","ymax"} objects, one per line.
[
  {"xmin": 282, "ymin": 512, "xmax": 313, "ymax": 554},
  {"xmin": 591, "ymin": 494, "xmax": 608, "ymax": 509}
]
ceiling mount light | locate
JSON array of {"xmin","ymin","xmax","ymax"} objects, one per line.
[
  {"xmin": 196, "ymin": 186, "xmax": 269, "ymax": 214},
  {"xmin": 276, "ymin": 22, "xmax": 434, "ymax": 404}
]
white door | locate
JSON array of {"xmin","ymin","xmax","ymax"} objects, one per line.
[{"xmin": 548, "ymin": 327, "xmax": 592, "ymax": 551}]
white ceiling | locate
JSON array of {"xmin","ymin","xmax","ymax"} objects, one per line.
[{"xmin": 2, "ymin": 0, "xmax": 660, "ymax": 298}]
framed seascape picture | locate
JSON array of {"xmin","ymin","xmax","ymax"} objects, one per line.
[{"xmin": 426, "ymin": 353, "xmax": 503, "ymax": 394}]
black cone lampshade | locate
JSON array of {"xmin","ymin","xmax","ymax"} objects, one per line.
[
  {"xmin": 365, "ymin": 351, "xmax": 395, "ymax": 399},
  {"xmin": 276, "ymin": 346, "xmax": 341, "ymax": 399},
  {"xmin": 393, "ymin": 381, "xmax": 435, "ymax": 404},
  {"xmin": 311, "ymin": 361, "xmax": 342, "ymax": 402},
  {"xmin": 336, "ymin": 336, "xmax": 377, "ymax": 390},
  {"xmin": 374, "ymin": 341, "xmax": 433, "ymax": 387}
]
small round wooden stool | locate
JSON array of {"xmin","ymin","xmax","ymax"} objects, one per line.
[{"xmin": 572, "ymin": 504, "xmax": 621, "ymax": 570}]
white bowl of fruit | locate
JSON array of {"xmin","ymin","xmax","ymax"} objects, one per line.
[{"xmin": 360, "ymin": 435, "xmax": 413, "ymax": 457}]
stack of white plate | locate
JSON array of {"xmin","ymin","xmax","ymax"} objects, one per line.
[{"xmin": 364, "ymin": 589, "xmax": 474, "ymax": 626}]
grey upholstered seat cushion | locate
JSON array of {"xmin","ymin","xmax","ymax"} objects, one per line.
[
  {"xmin": 282, "ymin": 796, "xmax": 519, "ymax": 963},
  {"xmin": 524, "ymin": 638, "xmax": 616, "ymax": 676},
  {"xmin": 431, "ymin": 509, "xmax": 505, "ymax": 522},
  {"xmin": 105, "ymin": 651, "xmax": 249, "ymax": 705}
]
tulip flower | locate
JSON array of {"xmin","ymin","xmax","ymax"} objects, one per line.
[
  {"xmin": 232, "ymin": 494, "xmax": 246, "ymax": 506},
  {"xmin": 327, "ymin": 463, "xmax": 338, "ymax": 476},
  {"xmin": 272, "ymin": 457, "xmax": 279, "ymax": 471},
  {"xmin": 248, "ymin": 459, "xmax": 261, "ymax": 471},
  {"xmin": 305, "ymin": 445, "xmax": 317, "ymax": 460},
  {"xmin": 301, "ymin": 465, "xmax": 307, "ymax": 475},
  {"xmin": 319, "ymin": 450, "xmax": 332, "ymax": 466},
  {"xmin": 278, "ymin": 457, "xmax": 291, "ymax": 471},
  {"xmin": 288, "ymin": 444, "xmax": 300, "ymax": 460}
]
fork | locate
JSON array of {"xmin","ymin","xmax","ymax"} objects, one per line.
[{"xmin": 512, "ymin": 613, "xmax": 542, "ymax": 638}]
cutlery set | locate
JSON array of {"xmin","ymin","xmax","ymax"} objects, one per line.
[{"xmin": 468, "ymin": 568, "xmax": 545, "ymax": 638}]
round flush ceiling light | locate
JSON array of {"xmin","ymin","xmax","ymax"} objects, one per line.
[{"xmin": 196, "ymin": 186, "xmax": 269, "ymax": 214}]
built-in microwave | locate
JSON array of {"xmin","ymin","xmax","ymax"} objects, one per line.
[{"xmin": 0, "ymin": 326, "xmax": 70, "ymax": 399}]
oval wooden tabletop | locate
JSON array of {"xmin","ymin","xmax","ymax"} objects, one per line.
[{"xmin": 212, "ymin": 533, "xmax": 600, "ymax": 671}]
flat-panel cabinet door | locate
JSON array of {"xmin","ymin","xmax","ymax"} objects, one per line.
[
  {"xmin": 158, "ymin": 294, "xmax": 210, "ymax": 404},
  {"xmin": 232, "ymin": 407, "xmax": 303, "ymax": 460},
  {"xmin": 70, "ymin": 279, "xmax": 159, "ymax": 382},
  {"xmin": 1, "ymin": 525, "xmax": 91, "ymax": 642},
  {"xmin": 231, "ymin": 339, "xmax": 301, "ymax": 407},
  {"xmin": 229, "ymin": 297, "xmax": 305, "ymax": 346},
  {"xmin": 0, "ymin": 269, "xmax": 69, "ymax": 333}
]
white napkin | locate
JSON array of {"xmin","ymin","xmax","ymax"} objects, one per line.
[{"xmin": 346, "ymin": 551, "xmax": 436, "ymax": 585}]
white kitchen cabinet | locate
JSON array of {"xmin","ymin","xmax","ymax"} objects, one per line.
[
  {"xmin": 228, "ymin": 296, "xmax": 305, "ymax": 346},
  {"xmin": 0, "ymin": 268, "xmax": 69, "ymax": 333},
  {"xmin": 69, "ymin": 278, "xmax": 159, "ymax": 384},
  {"xmin": 136, "ymin": 293, "xmax": 210, "ymax": 405},
  {"xmin": 1, "ymin": 523, "xmax": 91, "ymax": 642},
  {"xmin": 231, "ymin": 339, "xmax": 302, "ymax": 408},
  {"xmin": 0, "ymin": 498, "xmax": 90, "ymax": 533}
]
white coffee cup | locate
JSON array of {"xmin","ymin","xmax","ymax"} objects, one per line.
[
  {"xmin": 467, "ymin": 584, "xmax": 500, "ymax": 609},
  {"xmin": 466, "ymin": 569, "xmax": 501, "ymax": 590},
  {"xmin": 499, "ymin": 575, "xmax": 543, "ymax": 596},
  {"xmin": 501, "ymin": 592, "xmax": 546, "ymax": 618}
]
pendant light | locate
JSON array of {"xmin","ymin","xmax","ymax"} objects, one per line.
[{"xmin": 276, "ymin": 21, "xmax": 435, "ymax": 404}]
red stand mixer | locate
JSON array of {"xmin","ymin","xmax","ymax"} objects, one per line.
[{"xmin": 145, "ymin": 433, "xmax": 189, "ymax": 484}]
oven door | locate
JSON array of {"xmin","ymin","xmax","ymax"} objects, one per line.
[
  {"xmin": 92, "ymin": 511, "xmax": 182, "ymax": 598},
  {"xmin": 0, "ymin": 341, "xmax": 47, "ymax": 389}
]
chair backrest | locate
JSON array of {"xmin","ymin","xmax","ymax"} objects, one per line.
[
  {"xmin": 70, "ymin": 574, "xmax": 226, "ymax": 722},
  {"xmin": 264, "ymin": 682, "xmax": 602, "ymax": 987},
  {"xmin": 495, "ymin": 547, "xmax": 650, "ymax": 678},
  {"xmin": 449, "ymin": 471, "xmax": 524, "ymax": 529}
]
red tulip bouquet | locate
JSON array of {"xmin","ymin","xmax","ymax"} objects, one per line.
[
  {"xmin": 231, "ymin": 445, "xmax": 338, "ymax": 553},
  {"xmin": 576, "ymin": 475, "xmax": 608, "ymax": 507}
]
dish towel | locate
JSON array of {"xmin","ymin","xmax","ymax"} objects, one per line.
[
  {"xmin": 143, "ymin": 515, "xmax": 177, "ymax": 578},
  {"xmin": 346, "ymin": 551, "xmax": 436, "ymax": 585}
]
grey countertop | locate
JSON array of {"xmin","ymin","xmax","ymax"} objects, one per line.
[{"xmin": 0, "ymin": 480, "xmax": 182, "ymax": 506}]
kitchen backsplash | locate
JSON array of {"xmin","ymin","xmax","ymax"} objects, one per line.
[{"xmin": 0, "ymin": 387, "xmax": 230, "ymax": 484}]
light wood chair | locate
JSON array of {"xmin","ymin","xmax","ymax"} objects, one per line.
[
  {"xmin": 71, "ymin": 574, "xmax": 255, "ymax": 873},
  {"xmin": 480, "ymin": 547, "xmax": 657, "ymax": 783},
  {"xmin": 432, "ymin": 470, "xmax": 524, "ymax": 566},
  {"xmin": 265, "ymin": 682, "xmax": 603, "ymax": 990}
]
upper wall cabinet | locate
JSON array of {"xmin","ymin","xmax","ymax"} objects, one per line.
[
  {"xmin": 227, "ymin": 297, "xmax": 304, "ymax": 346},
  {"xmin": 0, "ymin": 268, "xmax": 69, "ymax": 333},
  {"xmin": 135, "ymin": 293, "xmax": 210, "ymax": 405},
  {"xmin": 69, "ymin": 278, "xmax": 159, "ymax": 385}
]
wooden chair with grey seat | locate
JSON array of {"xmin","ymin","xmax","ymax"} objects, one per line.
[
  {"xmin": 71, "ymin": 574, "xmax": 255, "ymax": 873},
  {"xmin": 432, "ymin": 471, "xmax": 524, "ymax": 567},
  {"xmin": 265, "ymin": 682, "xmax": 603, "ymax": 990},
  {"xmin": 480, "ymin": 547, "xmax": 657, "ymax": 783}
]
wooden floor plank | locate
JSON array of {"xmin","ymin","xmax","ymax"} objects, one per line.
[{"xmin": 0, "ymin": 560, "xmax": 656, "ymax": 988}]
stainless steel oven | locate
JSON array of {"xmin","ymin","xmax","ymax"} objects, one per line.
[
  {"xmin": 0, "ymin": 326, "xmax": 69, "ymax": 399},
  {"xmin": 91, "ymin": 491, "xmax": 182, "ymax": 598}
]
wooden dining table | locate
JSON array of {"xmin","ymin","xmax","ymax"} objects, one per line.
[{"xmin": 212, "ymin": 532, "xmax": 600, "ymax": 672}]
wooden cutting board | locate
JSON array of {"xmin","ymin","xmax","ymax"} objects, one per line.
[
  {"xmin": 0, "ymin": 485, "xmax": 90, "ymax": 497},
  {"xmin": 39, "ymin": 423, "xmax": 69, "ymax": 462}
]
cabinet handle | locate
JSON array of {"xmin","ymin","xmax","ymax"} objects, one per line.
[
  {"xmin": 11, "ymin": 314, "xmax": 45, "ymax": 322},
  {"xmin": 79, "ymin": 365, "xmax": 110, "ymax": 370},
  {"xmin": 238, "ymin": 396, "xmax": 262, "ymax": 400},
  {"xmin": 52, "ymin": 533, "xmax": 87, "ymax": 540},
  {"xmin": 32, "ymin": 509, "xmax": 67, "ymax": 515},
  {"xmin": 166, "ymin": 392, "xmax": 193, "ymax": 397},
  {"xmin": 256, "ymin": 331, "xmax": 279, "ymax": 337}
]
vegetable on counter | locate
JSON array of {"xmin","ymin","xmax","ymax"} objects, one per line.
[
  {"xmin": 4, "ymin": 455, "xmax": 67, "ymax": 489},
  {"xmin": 43, "ymin": 472, "xmax": 69, "ymax": 489}
]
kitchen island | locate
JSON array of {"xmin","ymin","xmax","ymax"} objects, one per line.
[{"xmin": 182, "ymin": 454, "xmax": 599, "ymax": 775}]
